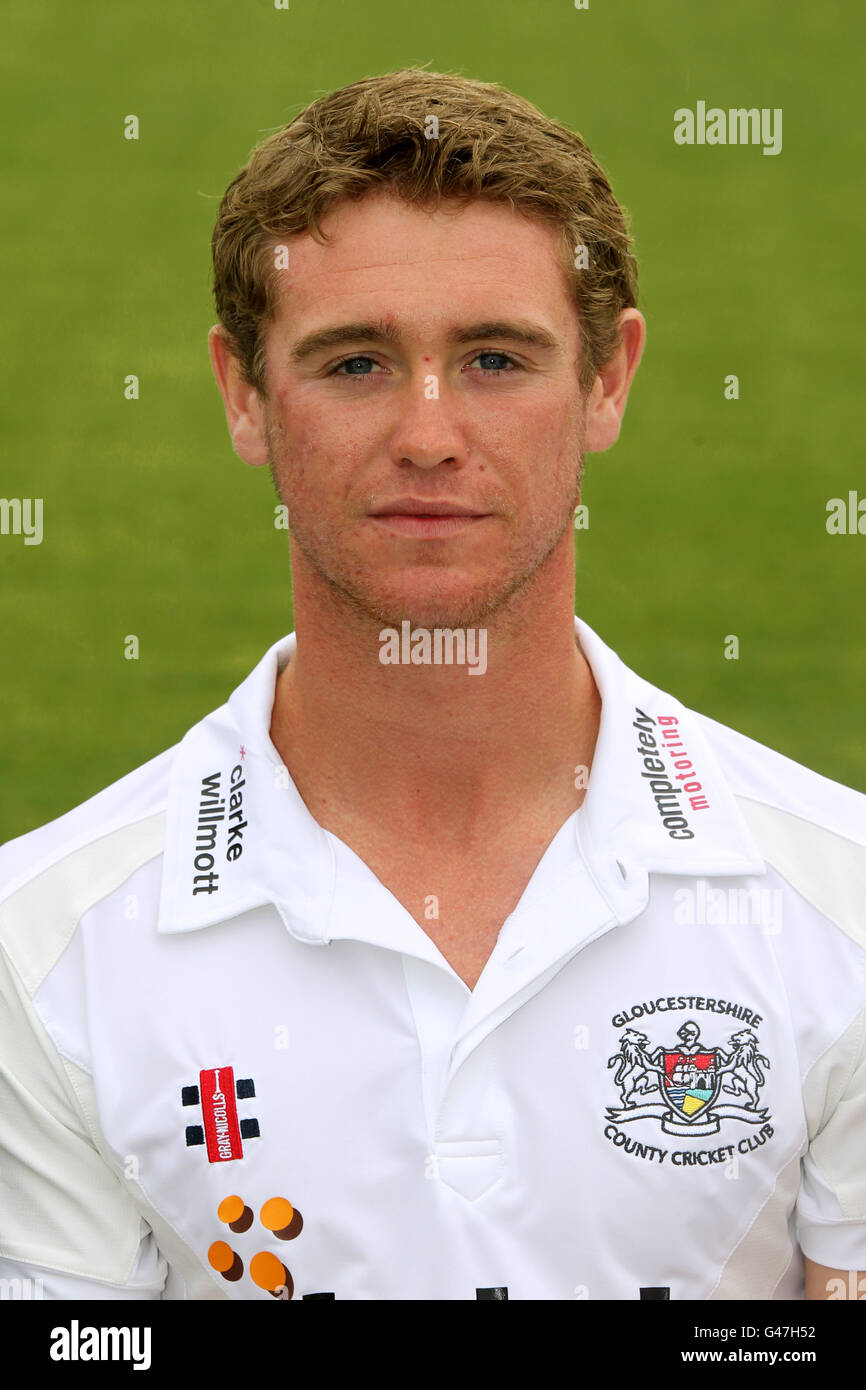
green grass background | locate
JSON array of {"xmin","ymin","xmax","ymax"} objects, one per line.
[{"xmin": 1, "ymin": 0, "xmax": 864, "ymax": 845}]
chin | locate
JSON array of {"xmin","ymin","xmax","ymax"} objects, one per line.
[{"xmin": 353, "ymin": 575, "xmax": 509, "ymax": 632}]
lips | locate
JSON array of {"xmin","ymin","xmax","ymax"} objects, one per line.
[
  {"xmin": 369, "ymin": 498, "xmax": 487, "ymax": 517},
  {"xmin": 368, "ymin": 515, "xmax": 489, "ymax": 537}
]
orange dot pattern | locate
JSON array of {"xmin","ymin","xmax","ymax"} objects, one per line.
[{"xmin": 210, "ymin": 1193, "xmax": 303, "ymax": 1298}]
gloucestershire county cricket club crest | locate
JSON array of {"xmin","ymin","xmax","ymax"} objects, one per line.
[{"xmin": 606, "ymin": 1019, "xmax": 771, "ymax": 1136}]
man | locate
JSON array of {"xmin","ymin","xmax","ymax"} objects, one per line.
[{"xmin": 1, "ymin": 68, "xmax": 864, "ymax": 1301}]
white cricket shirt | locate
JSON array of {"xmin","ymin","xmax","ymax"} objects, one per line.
[{"xmin": 1, "ymin": 616, "xmax": 865, "ymax": 1300}]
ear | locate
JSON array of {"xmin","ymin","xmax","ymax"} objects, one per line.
[
  {"xmin": 208, "ymin": 325, "xmax": 270, "ymax": 467},
  {"xmin": 583, "ymin": 309, "xmax": 646, "ymax": 454}
]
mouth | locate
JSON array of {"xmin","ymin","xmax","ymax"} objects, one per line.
[
  {"xmin": 369, "ymin": 499, "xmax": 488, "ymax": 518},
  {"xmin": 368, "ymin": 498, "xmax": 491, "ymax": 537}
]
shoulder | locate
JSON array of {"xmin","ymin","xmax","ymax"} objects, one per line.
[
  {"xmin": 0, "ymin": 745, "xmax": 177, "ymax": 994},
  {"xmin": 693, "ymin": 705, "xmax": 866, "ymax": 950},
  {"xmin": 695, "ymin": 706, "xmax": 866, "ymax": 845},
  {"xmin": 0, "ymin": 744, "xmax": 177, "ymax": 903}
]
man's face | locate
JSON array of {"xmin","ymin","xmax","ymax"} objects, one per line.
[{"xmin": 259, "ymin": 190, "xmax": 589, "ymax": 630}]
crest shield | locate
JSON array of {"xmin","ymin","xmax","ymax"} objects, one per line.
[{"xmin": 661, "ymin": 1049, "xmax": 722, "ymax": 1122}]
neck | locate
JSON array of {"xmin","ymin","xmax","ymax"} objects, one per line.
[{"xmin": 269, "ymin": 537, "xmax": 601, "ymax": 844}]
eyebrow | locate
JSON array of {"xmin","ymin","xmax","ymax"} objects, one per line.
[{"xmin": 287, "ymin": 318, "xmax": 560, "ymax": 364}]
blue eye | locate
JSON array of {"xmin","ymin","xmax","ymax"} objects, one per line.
[
  {"xmin": 472, "ymin": 351, "xmax": 515, "ymax": 372},
  {"xmin": 467, "ymin": 355, "xmax": 522, "ymax": 378},
  {"xmin": 333, "ymin": 356, "xmax": 377, "ymax": 375}
]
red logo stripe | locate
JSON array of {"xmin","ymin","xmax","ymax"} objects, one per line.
[{"xmin": 200, "ymin": 1067, "xmax": 243, "ymax": 1162}]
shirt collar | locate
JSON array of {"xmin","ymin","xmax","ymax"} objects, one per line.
[
  {"xmin": 157, "ymin": 632, "xmax": 337, "ymax": 937},
  {"xmin": 156, "ymin": 618, "xmax": 766, "ymax": 937},
  {"xmin": 572, "ymin": 616, "xmax": 766, "ymax": 900}
]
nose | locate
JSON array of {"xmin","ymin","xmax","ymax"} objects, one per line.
[{"xmin": 388, "ymin": 374, "xmax": 470, "ymax": 471}]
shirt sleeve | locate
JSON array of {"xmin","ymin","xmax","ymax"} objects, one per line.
[
  {"xmin": 0, "ymin": 1225, "xmax": 167, "ymax": 1300},
  {"xmin": 796, "ymin": 1008, "xmax": 866, "ymax": 1273},
  {"xmin": 0, "ymin": 939, "xmax": 169, "ymax": 1296}
]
